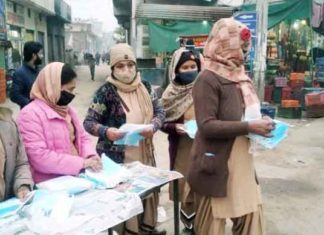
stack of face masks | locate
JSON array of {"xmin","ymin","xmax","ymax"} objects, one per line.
[
  {"xmin": 248, "ymin": 120, "xmax": 289, "ymax": 149},
  {"xmin": 184, "ymin": 120, "xmax": 198, "ymax": 139}
]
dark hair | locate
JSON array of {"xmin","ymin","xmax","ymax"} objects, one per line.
[
  {"xmin": 61, "ymin": 64, "xmax": 77, "ymax": 85},
  {"xmin": 23, "ymin": 41, "xmax": 43, "ymax": 62}
]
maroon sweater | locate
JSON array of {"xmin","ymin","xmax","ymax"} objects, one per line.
[{"xmin": 161, "ymin": 116, "xmax": 185, "ymax": 170}]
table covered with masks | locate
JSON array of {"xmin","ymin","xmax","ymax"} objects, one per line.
[{"xmin": 0, "ymin": 159, "xmax": 183, "ymax": 235}]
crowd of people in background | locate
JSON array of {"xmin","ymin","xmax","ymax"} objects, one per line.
[{"xmin": 0, "ymin": 18, "xmax": 276, "ymax": 235}]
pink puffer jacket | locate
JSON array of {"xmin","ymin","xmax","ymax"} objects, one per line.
[{"xmin": 17, "ymin": 99, "xmax": 97, "ymax": 183}]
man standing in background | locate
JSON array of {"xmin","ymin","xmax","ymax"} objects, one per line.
[{"xmin": 10, "ymin": 41, "xmax": 43, "ymax": 109}]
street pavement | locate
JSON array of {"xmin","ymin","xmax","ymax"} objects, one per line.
[{"xmin": 5, "ymin": 65, "xmax": 324, "ymax": 235}]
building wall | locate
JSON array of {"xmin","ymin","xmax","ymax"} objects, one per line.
[
  {"xmin": 65, "ymin": 22, "xmax": 98, "ymax": 55},
  {"xmin": 47, "ymin": 17, "xmax": 65, "ymax": 62},
  {"xmin": 6, "ymin": 0, "xmax": 50, "ymax": 65}
]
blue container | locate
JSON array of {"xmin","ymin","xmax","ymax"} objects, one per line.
[{"xmin": 261, "ymin": 106, "xmax": 276, "ymax": 119}]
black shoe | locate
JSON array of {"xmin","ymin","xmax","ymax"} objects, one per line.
[{"xmin": 141, "ymin": 229, "xmax": 166, "ymax": 235}]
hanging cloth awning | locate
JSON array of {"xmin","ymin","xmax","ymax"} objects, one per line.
[
  {"xmin": 242, "ymin": 0, "xmax": 312, "ymax": 29},
  {"xmin": 148, "ymin": 20, "xmax": 213, "ymax": 53}
]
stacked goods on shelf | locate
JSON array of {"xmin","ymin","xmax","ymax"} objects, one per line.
[
  {"xmin": 305, "ymin": 91, "xmax": 324, "ymax": 118},
  {"xmin": 264, "ymin": 59, "xmax": 279, "ymax": 103},
  {"xmin": 266, "ymin": 61, "xmax": 279, "ymax": 85},
  {"xmin": 0, "ymin": 69, "xmax": 6, "ymax": 103},
  {"xmin": 273, "ymin": 76, "xmax": 289, "ymax": 104},
  {"xmin": 316, "ymin": 57, "xmax": 324, "ymax": 88},
  {"xmin": 276, "ymin": 73, "xmax": 303, "ymax": 119},
  {"xmin": 267, "ymin": 32, "xmax": 277, "ymax": 59}
]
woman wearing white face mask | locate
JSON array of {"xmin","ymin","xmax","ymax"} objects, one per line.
[
  {"xmin": 83, "ymin": 43, "xmax": 166, "ymax": 235},
  {"xmin": 161, "ymin": 48, "xmax": 202, "ymax": 234}
]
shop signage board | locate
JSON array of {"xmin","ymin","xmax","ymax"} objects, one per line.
[
  {"xmin": 234, "ymin": 11, "xmax": 257, "ymax": 62},
  {"xmin": 179, "ymin": 34, "xmax": 209, "ymax": 49}
]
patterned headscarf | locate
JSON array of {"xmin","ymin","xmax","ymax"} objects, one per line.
[
  {"xmin": 161, "ymin": 48, "xmax": 200, "ymax": 122},
  {"xmin": 204, "ymin": 18, "xmax": 260, "ymax": 112}
]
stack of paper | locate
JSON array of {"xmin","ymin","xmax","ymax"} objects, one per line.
[{"xmin": 84, "ymin": 154, "xmax": 132, "ymax": 188}]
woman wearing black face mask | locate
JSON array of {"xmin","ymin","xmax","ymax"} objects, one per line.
[
  {"xmin": 17, "ymin": 62, "xmax": 102, "ymax": 184},
  {"xmin": 161, "ymin": 48, "xmax": 202, "ymax": 234}
]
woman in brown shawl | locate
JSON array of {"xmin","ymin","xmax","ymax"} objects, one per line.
[
  {"xmin": 84, "ymin": 43, "xmax": 166, "ymax": 235},
  {"xmin": 161, "ymin": 47, "xmax": 202, "ymax": 234},
  {"xmin": 188, "ymin": 18, "xmax": 275, "ymax": 235}
]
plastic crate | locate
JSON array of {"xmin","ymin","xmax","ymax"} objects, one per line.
[
  {"xmin": 305, "ymin": 92, "xmax": 324, "ymax": 106},
  {"xmin": 273, "ymin": 87, "xmax": 282, "ymax": 104},
  {"xmin": 277, "ymin": 106, "xmax": 302, "ymax": 119},
  {"xmin": 281, "ymin": 100, "xmax": 300, "ymax": 108},
  {"xmin": 264, "ymin": 85, "xmax": 274, "ymax": 103},
  {"xmin": 290, "ymin": 72, "xmax": 304, "ymax": 81},
  {"xmin": 289, "ymin": 79, "xmax": 305, "ymax": 89},
  {"xmin": 298, "ymin": 88, "xmax": 324, "ymax": 110},
  {"xmin": 275, "ymin": 77, "xmax": 288, "ymax": 87},
  {"xmin": 292, "ymin": 89, "xmax": 304, "ymax": 104},
  {"xmin": 261, "ymin": 106, "xmax": 276, "ymax": 119},
  {"xmin": 282, "ymin": 87, "xmax": 292, "ymax": 100},
  {"xmin": 306, "ymin": 105, "xmax": 324, "ymax": 118}
]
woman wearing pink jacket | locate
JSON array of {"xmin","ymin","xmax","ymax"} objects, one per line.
[{"xmin": 17, "ymin": 62, "xmax": 102, "ymax": 183}]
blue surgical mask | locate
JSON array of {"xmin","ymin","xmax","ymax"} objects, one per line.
[{"xmin": 177, "ymin": 70, "xmax": 198, "ymax": 85}]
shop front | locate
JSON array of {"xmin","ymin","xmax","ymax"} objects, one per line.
[{"xmin": 242, "ymin": 0, "xmax": 324, "ymax": 118}]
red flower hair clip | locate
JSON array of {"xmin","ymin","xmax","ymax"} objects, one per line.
[{"xmin": 241, "ymin": 28, "xmax": 251, "ymax": 41}]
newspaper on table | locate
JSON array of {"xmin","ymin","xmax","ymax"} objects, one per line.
[
  {"xmin": 0, "ymin": 160, "xmax": 182, "ymax": 234},
  {"xmin": 0, "ymin": 190, "xmax": 143, "ymax": 235},
  {"xmin": 115, "ymin": 161, "xmax": 183, "ymax": 195}
]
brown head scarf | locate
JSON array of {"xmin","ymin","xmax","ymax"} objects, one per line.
[
  {"xmin": 204, "ymin": 18, "xmax": 260, "ymax": 109},
  {"xmin": 30, "ymin": 62, "xmax": 68, "ymax": 117}
]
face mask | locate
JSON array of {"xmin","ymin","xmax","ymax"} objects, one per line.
[
  {"xmin": 57, "ymin": 90, "xmax": 75, "ymax": 106},
  {"xmin": 177, "ymin": 70, "xmax": 198, "ymax": 85},
  {"xmin": 113, "ymin": 67, "xmax": 137, "ymax": 84},
  {"xmin": 34, "ymin": 55, "xmax": 42, "ymax": 65}
]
